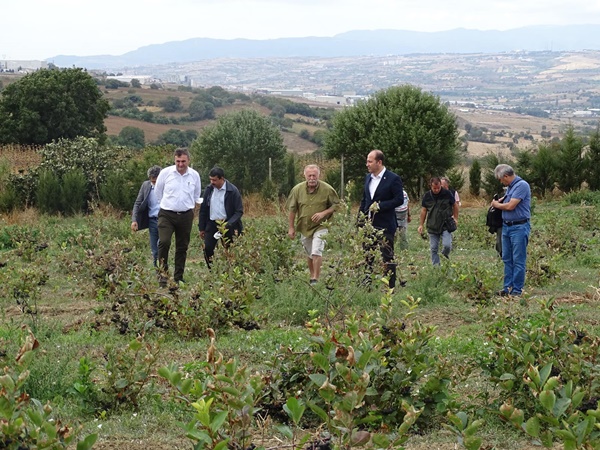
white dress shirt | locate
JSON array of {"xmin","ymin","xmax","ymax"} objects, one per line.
[
  {"xmin": 209, "ymin": 182, "xmax": 227, "ymax": 221},
  {"xmin": 154, "ymin": 165, "xmax": 201, "ymax": 212},
  {"xmin": 369, "ymin": 167, "xmax": 386, "ymax": 199}
]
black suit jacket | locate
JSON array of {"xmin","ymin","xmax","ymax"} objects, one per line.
[
  {"xmin": 131, "ymin": 180, "xmax": 153, "ymax": 231},
  {"xmin": 359, "ymin": 169, "xmax": 404, "ymax": 234},
  {"xmin": 198, "ymin": 180, "xmax": 244, "ymax": 234}
]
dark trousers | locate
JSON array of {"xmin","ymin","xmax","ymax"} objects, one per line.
[
  {"xmin": 203, "ymin": 220, "xmax": 236, "ymax": 264},
  {"xmin": 495, "ymin": 228, "xmax": 503, "ymax": 257},
  {"xmin": 365, "ymin": 230, "xmax": 396, "ymax": 289},
  {"xmin": 157, "ymin": 209, "xmax": 194, "ymax": 282}
]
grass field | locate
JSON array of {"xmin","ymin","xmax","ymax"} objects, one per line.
[{"xmin": 1, "ymin": 194, "xmax": 600, "ymax": 449}]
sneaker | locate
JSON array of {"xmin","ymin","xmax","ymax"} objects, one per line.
[
  {"xmin": 310, "ymin": 279, "xmax": 318, "ymax": 286},
  {"xmin": 497, "ymin": 290, "xmax": 510, "ymax": 297}
]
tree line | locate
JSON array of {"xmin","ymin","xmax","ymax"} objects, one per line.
[{"xmin": 2, "ymin": 66, "xmax": 600, "ymax": 216}]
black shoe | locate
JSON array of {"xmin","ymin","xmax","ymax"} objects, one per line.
[
  {"xmin": 497, "ymin": 290, "xmax": 509, "ymax": 297},
  {"xmin": 309, "ymin": 279, "xmax": 318, "ymax": 286},
  {"xmin": 157, "ymin": 273, "xmax": 168, "ymax": 287}
]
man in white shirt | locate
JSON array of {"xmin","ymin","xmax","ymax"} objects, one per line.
[{"xmin": 154, "ymin": 148, "xmax": 201, "ymax": 285}]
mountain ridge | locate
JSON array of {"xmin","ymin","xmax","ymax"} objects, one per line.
[{"xmin": 48, "ymin": 24, "xmax": 600, "ymax": 69}]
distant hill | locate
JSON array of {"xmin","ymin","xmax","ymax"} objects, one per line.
[{"xmin": 48, "ymin": 25, "xmax": 600, "ymax": 69}]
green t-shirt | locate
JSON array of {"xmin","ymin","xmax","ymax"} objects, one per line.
[{"xmin": 286, "ymin": 181, "xmax": 340, "ymax": 237}]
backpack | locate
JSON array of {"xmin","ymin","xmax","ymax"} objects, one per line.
[{"xmin": 486, "ymin": 205, "xmax": 503, "ymax": 233}]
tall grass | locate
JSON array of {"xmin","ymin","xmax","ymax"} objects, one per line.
[{"xmin": 1, "ymin": 198, "xmax": 599, "ymax": 448}]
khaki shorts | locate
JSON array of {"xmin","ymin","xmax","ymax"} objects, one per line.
[{"xmin": 301, "ymin": 228, "xmax": 328, "ymax": 258}]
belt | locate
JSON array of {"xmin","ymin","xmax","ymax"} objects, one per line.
[
  {"xmin": 504, "ymin": 219, "xmax": 529, "ymax": 226},
  {"xmin": 163, "ymin": 209, "xmax": 193, "ymax": 215}
]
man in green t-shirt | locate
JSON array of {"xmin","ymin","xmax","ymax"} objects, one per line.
[{"xmin": 286, "ymin": 165, "xmax": 340, "ymax": 285}]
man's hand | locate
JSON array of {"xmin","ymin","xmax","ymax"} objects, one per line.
[
  {"xmin": 288, "ymin": 227, "xmax": 296, "ymax": 239},
  {"xmin": 131, "ymin": 222, "xmax": 138, "ymax": 232},
  {"xmin": 199, "ymin": 231, "xmax": 205, "ymax": 239},
  {"xmin": 417, "ymin": 225, "xmax": 423, "ymax": 234},
  {"xmin": 311, "ymin": 212, "xmax": 325, "ymax": 223}
]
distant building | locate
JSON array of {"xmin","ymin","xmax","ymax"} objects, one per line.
[
  {"xmin": 0, "ymin": 60, "xmax": 48, "ymax": 72},
  {"xmin": 269, "ymin": 89, "xmax": 304, "ymax": 97},
  {"xmin": 106, "ymin": 75, "xmax": 154, "ymax": 84}
]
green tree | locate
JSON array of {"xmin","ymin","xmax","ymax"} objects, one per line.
[
  {"xmin": 155, "ymin": 129, "xmax": 198, "ymax": 147},
  {"xmin": 481, "ymin": 154, "xmax": 510, "ymax": 198},
  {"xmin": 36, "ymin": 170, "xmax": 62, "ymax": 214},
  {"xmin": 270, "ymin": 105, "xmax": 286, "ymax": 118},
  {"xmin": 117, "ymin": 126, "xmax": 145, "ymax": 149},
  {"xmin": 188, "ymin": 100, "xmax": 215, "ymax": 121},
  {"xmin": 190, "ymin": 110, "xmax": 287, "ymax": 193},
  {"xmin": 299, "ymin": 129, "xmax": 311, "ymax": 140},
  {"xmin": 468, "ymin": 159, "xmax": 481, "ymax": 197},
  {"xmin": 584, "ymin": 125, "xmax": 600, "ymax": 191},
  {"xmin": 282, "ymin": 153, "xmax": 297, "ymax": 196},
  {"xmin": 556, "ymin": 125, "xmax": 585, "ymax": 193},
  {"xmin": 130, "ymin": 78, "xmax": 142, "ymax": 88},
  {"xmin": 324, "ymin": 85, "xmax": 460, "ymax": 198},
  {"xmin": 37, "ymin": 137, "xmax": 121, "ymax": 204},
  {"xmin": 446, "ymin": 167, "xmax": 465, "ymax": 193},
  {"xmin": 0, "ymin": 68, "xmax": 110, "ymax": 145},
  {"xmin": 515, "ymin": 146, "xmax": 558, "ymax": 197},
  {"xmin": 188, "ymin": 99, "xmax": 207, "ymax": 120},
  {"xmin": 312, "ymin": 129, "xmax": 328, "ymax": 147},
  {"xmin": 159, "ymin": 96, "xmax": 183, "ymax": 113},
  {"xmin": 61, "ymin": 168, "xmax": 88, "ymax": 214}
]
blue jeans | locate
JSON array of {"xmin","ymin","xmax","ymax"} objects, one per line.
[
  {"xmin": 428, "ymin": 231, "xmax": 452, "ymax": 266},
  {"xmin": 148, "ymin": 216, "xmax": 159, "ymax": 266},
  {"xmin": 501, "ymin": 221, "xmax": 530, "ymax": 295}
]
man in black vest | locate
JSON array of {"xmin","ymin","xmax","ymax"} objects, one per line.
[{"xmin": 417, "ymin": 177, "xmax": 459, "ymax": 266}]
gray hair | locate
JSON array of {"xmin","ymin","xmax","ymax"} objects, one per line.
[
  {"xmin": 147, "ymin": 165, "xmax": 162, "ymax": 178},
  {"xmin": 494, "ymin": 164, "xmax": 515, "ymax": 179},
  {"xmin": 303, "ymin": 164, "xmax": 320, "ymax": 176}
]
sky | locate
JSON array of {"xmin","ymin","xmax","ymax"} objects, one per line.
[{"xmin": 4, "ymin": 0, "xmax": 600, "ymax": 60}]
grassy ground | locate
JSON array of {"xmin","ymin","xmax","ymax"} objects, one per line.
[{"xmin": 0, "ymin": 197, "xmax": 599, "ymax": 449}]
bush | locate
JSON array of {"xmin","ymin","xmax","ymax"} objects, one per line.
[
  {"xmin": 101, "ymin": 170, "xmax": 135, "ymax": 211},
  {"xmin": 36, "ymin": 169, "xmax": 62, "ymax": 214},
  {"xmin": 61, "ymin": 168, "xmax": 88, "ymax": 214}
]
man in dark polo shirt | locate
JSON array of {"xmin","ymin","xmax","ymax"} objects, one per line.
[
  {"xmin": 287, "ymin": 164, "xmax": 340, "ymax": 285},
  {"xmin": 154, "ymin": 148, "xmax": 201, "ymax": 285}
]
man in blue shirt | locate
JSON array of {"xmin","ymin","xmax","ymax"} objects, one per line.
[{"xmin": 491, "ymin": 164, "xmax": 531, "ymax": 297}]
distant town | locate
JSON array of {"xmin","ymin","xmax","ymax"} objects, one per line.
[{"xmin": 3, "ymin": 50, "xmax": 600, "ymax": 124}]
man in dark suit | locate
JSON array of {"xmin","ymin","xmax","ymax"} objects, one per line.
[
  {"xmin": 131, "ymin": 165, "xmax": 162, "ymax": 266},
  {"xmin": 359, "ymin": 149, "xmax": 404, "ymax": 289},
  {"xmin": 198, "ymin": 167, "xmax": 243, "ymax": 267}
]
